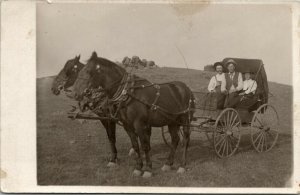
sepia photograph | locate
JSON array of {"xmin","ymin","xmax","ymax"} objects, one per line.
[
  {"xmin": 37, "ymin": 2, "xmax": 293, "ymax": 187},
  {"xmin": 1, "ymin": 0, "xmax": 299, "ymax": 193}
]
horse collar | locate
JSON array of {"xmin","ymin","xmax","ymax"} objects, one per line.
[{"xmin": 109, "ymin": 73, "xmax": 130, "ymax": 102}]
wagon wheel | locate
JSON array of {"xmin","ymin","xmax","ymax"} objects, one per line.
[
  {"xmin": 251, "ymin": 104, "xmax": 279, "ymax": 152},
  {"xmin": 214, "ymin": 108, "xmax": 241, "ymax": 158},
  {"xmin": 161, "ymin": 126, "xmax": 184, "ymax": 148}
]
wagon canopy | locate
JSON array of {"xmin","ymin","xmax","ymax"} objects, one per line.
[{"xmin": 221, "ymin": 58, "xmax": 269, "ymax": 104}]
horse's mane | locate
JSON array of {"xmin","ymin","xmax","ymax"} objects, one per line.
[{"xmin": 88, "ymin": 53, "xmax": 125, "ymax": 75}]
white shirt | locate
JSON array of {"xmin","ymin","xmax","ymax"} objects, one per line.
[
  {"xmin": 208, "ymin": 73, "xmax": 226, "ymax": 92},
  {"xmin": 228, "ymin": 72, "xmax": 243, "ymax": 93},
  {"xmin": 243, "ymin": 79, "xmax": 257, "ymax": 94}
]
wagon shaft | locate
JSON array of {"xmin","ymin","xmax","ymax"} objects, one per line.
[{"xmin": 67, "ymin": 111, "xmax": 101, "ymax": 120}]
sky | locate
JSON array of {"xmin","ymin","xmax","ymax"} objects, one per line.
[{"xmin": 37, "ymin": 3, "xmax": 292, "ymax": 85}]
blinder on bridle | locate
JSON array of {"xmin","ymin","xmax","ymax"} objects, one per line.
[
  {"xmin": 96, "ymin": 64, "xmax": 101, "ymax": 72},
  {"xmin": 72, "ymin": 64, "xmax": 78, "ymax": 72}
]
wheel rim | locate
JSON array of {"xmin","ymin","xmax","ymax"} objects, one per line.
[
  {"xmin": 251, "ymin": 104, "xmax": 279, "ymax": 152},
  {"xmin": 214, "ymin": 108, "xmax": 241, "ymax": 158}
]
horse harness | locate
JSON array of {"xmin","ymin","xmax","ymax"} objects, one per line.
[{"xmin": 85, "ymin": 73, "xmax": 193, "ymax": 126}]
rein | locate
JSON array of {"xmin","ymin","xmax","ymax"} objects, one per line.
[{"xmin": 82, "ymin": 70, "xmax": 193, "ymax": 126}]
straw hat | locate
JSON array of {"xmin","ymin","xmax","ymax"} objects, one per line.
[{"xmin": 225, "ymin": 59, "xmax": 237, "ymax": 67}]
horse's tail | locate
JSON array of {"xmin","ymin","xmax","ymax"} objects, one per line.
[{"xmin": 188, "ymin": 87, "xmax": 195, "ymax": 122}]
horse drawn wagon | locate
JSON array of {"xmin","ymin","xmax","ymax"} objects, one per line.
[
  {"xmin": 162, "ymin": 58, "xmax": 279, "ymax": 158},
  {"xmin": 62, "ymin": 56, "xmax": 278, "ymax": 169}
]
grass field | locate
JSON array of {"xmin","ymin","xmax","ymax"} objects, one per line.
[{"xmin": 37, "ymin": 67, "xmax": 293, "ymax": 187}]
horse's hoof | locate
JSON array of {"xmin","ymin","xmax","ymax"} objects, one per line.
[
  {"xmin": 161, "ymin": 164, "xmax": 172, "ymax": 172},
  {"xmin": 128, "ymin": 148, "xmax": 136, "ymax": 156},
  {"xmin": 133, "ymin": 169, "xmax": 142, "ymax": 176},
  {"xmin": 177, "ymin": 167, "xmax": 186, "ymax": 174},
  {"xmin": 142, "ymin": 171, "xmax": 152, "ymax": 178},
  {"xmin": 107, "ymin": 162, "xmax": 117, "ymax": 168}
]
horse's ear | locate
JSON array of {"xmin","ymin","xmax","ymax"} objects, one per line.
[{"xmin": 91, "ymin": 51, "xmax": 98, "ymax": 59}]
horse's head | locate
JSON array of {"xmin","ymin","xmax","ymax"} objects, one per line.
[
  {"xmin": 73, "ymin": 51, "xmax": 125, "ymax": 101},
  {"xmin": 51, "ymin": 55, "xmax": 84, "ymax": 95}
]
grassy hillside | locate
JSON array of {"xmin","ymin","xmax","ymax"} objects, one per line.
[{"xmin": 37, "ymin": 67, "xmax": 292, "ymax": 187}]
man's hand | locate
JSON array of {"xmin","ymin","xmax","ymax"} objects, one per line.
[{"xmin": 239, "ymin": 92, "xmax": 245, "ymax": 96}]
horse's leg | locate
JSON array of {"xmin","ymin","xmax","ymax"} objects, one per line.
[
  {"xmin": 161, "ymin": 124, "xmax": 180, "ymax": 172},
  {"xmin": 100, "ymin": 119, "xmax": 118, "ymax": 167},
  {"xmin": 140, "ymin": 126, "xmax": 152, "ymax": 178},
  {"xmin": 123, "ymin": 128, "xmax": 136, "ymax": 157},
  {"xmin": 178, "ymin": 118, "xmax": 191, "ymax": 173},
  {"xmin": 133, "ymin": 121, "xmax": 153, "ymax": 178},
  {"xmin": 123, "ymin": 123, "xmax": 143, "ymax": 176}
]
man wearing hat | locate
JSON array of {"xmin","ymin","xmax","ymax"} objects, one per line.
[
  {"xmin": 207, "ymin": 62, "xmax": 226, "ymax": 109},
  {"xmin": 224, "ymin": 59, "xmax": 244, "ymax": 108}
]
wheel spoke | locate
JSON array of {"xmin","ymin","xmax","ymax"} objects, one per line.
[
  {"xmin": 257, "ymin": 132, "xmax": 264, "ymax": 150},
  {"xmin": 227, "ymin": 111, "xmax": 231, "ymax": 127},
  {"xmin": 227, "ymin": 136, "xmax": 232, "ymax": 153},
  {"xmin": 264, "ymin": 133, "xmax": 269, "ymax": 150},
  {"xmin": 217, "ymin": 138, "xmax": 226, "ymax": 154},
  {"xmin": 253, "ymin": 131, "xmax": 263, "ymax": 145},
  {"xmin": 232, "ymin": 121, "xmax": 240, "ymax": 128},
  {"xmin": 230, "ymin": 114, "xmax": 238, "ymax": 128},
  {"xmin": 221, "ymin": 138, "xmax": 227, "ymax": 157},
  {"xmin": 231, "ymin": 126, "xmax": 239, "ymax": 134},
  {"xmin": 260, "ymin": 133, "xmax": 265, "ymax": 152},
  {"xmin": 252, "ymin": 130, "xmax": 261, "ymax": 137},
  {"xmin": 219, "ymin": 118, "xmax": 225, "ymax": 128},
  {"xmin": 229, "ymin": 111, "xmax": 233, "ymax": 124},
  {"xmin": 255, "ymin": 115, "xmax": 264, "ymax": 127},
  {"xmin": 223, "ymin": 113, "xmax": 227, "ymax": 127},
  {"xmin": 226, "ymin": 138, "xmax": 229, "ymax": 156},
  {"xmin": 215, "ymin": 134, "xmax": 226, "ymax": 147}
]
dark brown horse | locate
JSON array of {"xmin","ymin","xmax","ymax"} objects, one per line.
[
  {"xmin": 51, "ymin": 55, "xmax": 84, "ymax": 95},
  {"xmin": 73, "ymin": 52, "xmax": 195, "ymax": 177},
  {"xmin": 51, "ymin": 55, "xmax": 135, "ymax": 168}
]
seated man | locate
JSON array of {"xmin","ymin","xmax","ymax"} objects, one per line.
[
  {"xmin": 207, "ymin": 62, "xmax": 226, "ymax": 109},
  {"xmin": 224, "ymin": 59, "xmax": 243, "ymax": 108},
  {"xmin": 238, "ymin": 71, "xmax": 258, "ymax": 110}
]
